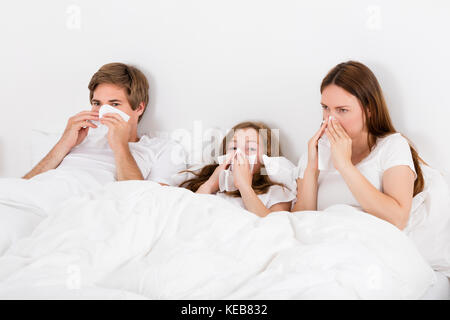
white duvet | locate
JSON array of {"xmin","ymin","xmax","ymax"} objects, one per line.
[
  {"xmin": 0, "ymin": 181, "xmax": 436, "ymax": 299},
  {"xmin": 0, "ymin": 168, "xmax": 107, "ymax": 255}
]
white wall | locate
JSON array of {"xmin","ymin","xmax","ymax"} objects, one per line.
[{"xmin": 0, "ymin": 0, "xmax": 449, "ymax": 177}]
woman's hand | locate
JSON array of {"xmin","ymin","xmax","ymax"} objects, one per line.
[
  {"xmin": 306, "ymin": 118, "xmax": 328, "ymax": 171},
  {"xmin": 233, "ymin": 152, "xmax": 253, "ymax": 191},
  {"xmin": 325, "ymin": 118, "xmax": 353, "ymax": 172}
]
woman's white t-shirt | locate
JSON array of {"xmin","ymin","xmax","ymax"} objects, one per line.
[
  {"xmin": 215, "ymin": 185, "xmax": 296, "ymax": 210},
  {"xmin": 297, "ymin": 133, "xmax": 417, "ymax": 211}
]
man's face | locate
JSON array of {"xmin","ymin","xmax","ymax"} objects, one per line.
[{"xmin": 90, "ymin": 83, "xmax": 144, "ymax": 125}]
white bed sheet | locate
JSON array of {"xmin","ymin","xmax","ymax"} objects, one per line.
[{"xmin": 420, "ymin": 271, "xmax": 450, "ymax": 300}]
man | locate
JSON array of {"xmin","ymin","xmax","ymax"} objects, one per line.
[{"xmin": 0, "ymin": 62, "xmax": 186, "ymax": 254}]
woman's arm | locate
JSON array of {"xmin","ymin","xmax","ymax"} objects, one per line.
[
  {"xmin": 292, "ymin": 119, "xmax": 328, "ymax": 212},
  {"xmin": 326, "ymin": 118, "xmax": 414, "ymax": 230},
  {"xmin": 338, "ymin": 164, "xmax": 414, "ymax": 229},
  {"xmin": 292, "ymin": 167, "xmax": 320, "ymax": 211}
]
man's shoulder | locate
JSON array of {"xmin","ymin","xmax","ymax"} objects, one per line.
[
  {"xmin": 134, "ymin": 135, "xmax": 186, "ymax": 158},
  {"xmin": 137, "ymin": 135, "xmax": 180, "ymax": 149}
]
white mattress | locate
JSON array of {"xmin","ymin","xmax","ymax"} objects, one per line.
[{"xmin": 420, "ymin": 271, "xmax": 450, "ymax": 300}]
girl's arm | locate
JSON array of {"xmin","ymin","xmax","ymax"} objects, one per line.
[
  {"xmin": 233, "ymin": 153, "xmax": 291, "ymax": 217},
  {"xmin": 239, "ymin": 184, "xmax": 291, "ymax": 217},
  {"xmin": 196, "ymin": 153, "xmax": 235, "ymax": 194}
]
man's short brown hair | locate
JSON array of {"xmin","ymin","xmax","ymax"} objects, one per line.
[{"xmin": 88, "ymin": 62, "xmax": 149, "ymax": 122}]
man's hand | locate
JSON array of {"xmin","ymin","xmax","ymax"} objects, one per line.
[
  {"xmin": 58, "ymin": 110, "xmax": 99, "ymax": 153},
  {"xmin": 100, "ymin": 113, "xmax": 131, "ymax": 153},
  {"xmin": 23, "ymin": 110, "xmax": 99, "ymax": 179}
]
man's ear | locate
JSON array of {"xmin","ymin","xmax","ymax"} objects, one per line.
[{"xmin": 136, "ymin": 102, "xmax": 146, "ymax": 116}]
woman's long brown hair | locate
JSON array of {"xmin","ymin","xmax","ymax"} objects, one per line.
[
  {"xmin": 321, "ymin": 61, "xmax": 425, "ymax": 196},
  {"xmin": 179, "ymin": 121, "xmax": 284, "ymax": 197}
]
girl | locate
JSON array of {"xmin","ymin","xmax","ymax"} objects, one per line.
[
  {"xmin": 292, "ymin": 61, "xmax": 425, "ymax": 230},
  {"xmin": 180, "ymin": 121, "xmax": 295, "ymax": 217}
]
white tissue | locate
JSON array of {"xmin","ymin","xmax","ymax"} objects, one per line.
[
  {"xmin": 317, "ymin": 134, "xmax": 334, "ymax": 171},
  {"xmin": 82, "ymin": 105, "xmax": 129, "ymax": 147},
  {"xmin": 218, "ymin": 148, "xmax": 257, "ymax": 192},
  {"xmin": 219, "ymin": 169, "xmax": 237, "ymax": 192},
  {"xmin": 98, "ymin": 104, "xmax": 130, "ymax": 122}
]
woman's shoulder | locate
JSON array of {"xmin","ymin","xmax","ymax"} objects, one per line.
[
  {"xmin": 377, "ymin": 132, "xmax": 407, "ymax": 144},
  {"xmin": 374, "ymin": 132, "xmax": 410, "ymax": 152}
]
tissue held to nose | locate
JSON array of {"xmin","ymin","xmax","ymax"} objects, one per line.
[
  {"xmin": 218, "ymin": 148, "xmax": 258, "ymax": 192},
  {"xmin": 317, "ymin": 116, "xmax": 336, "ymax": 171}
]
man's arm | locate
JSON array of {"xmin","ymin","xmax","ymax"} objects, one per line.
[
  {"xmin": 113, "ymin": 145, "xmax": 144, "ymax": 181},
  {"xmin": 23, "ymin": 111, "xmax": 99, "ymax": 179},
  {"xmin": 22, "ymin": 142, "xmax": 71, "ymax": 179},
  {"xmin": 100, "ymin": 113, "xmax": 144, "ymax": 181}
]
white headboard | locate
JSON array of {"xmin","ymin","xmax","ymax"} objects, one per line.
[{"xmin": 0, "ymin": 0, "xmax": 449, "ymax": 178}]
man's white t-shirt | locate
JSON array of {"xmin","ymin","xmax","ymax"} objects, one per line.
[
  {"xmin": 215, "ymin": 185, "xmax": 296, "ymax": 210},
  {"xmin": 55, "ymin": 134, "xmax": 186, "ymax": 186},
  {"xmin": 26, "ymin": 134, "xmax": 186, "ymax": 213},
  {"xmin": 297, "ymin": 133, "xmax": 417, "ymax": 211}
]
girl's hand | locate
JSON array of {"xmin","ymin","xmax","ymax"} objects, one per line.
[
  {"xmin": 233, "ymin": 152, "xmax": 253, "ymax": 191},
  {"xmin": 203, "ymin": 151, "xmax": 236, "ymax": 193},
  {"xmin": 325, "ymin": 118, "xmax": 353, "ymax": 172},
  {"xmin": 306, "ymin": 118, "xmax": 328, "ymax": 171}
]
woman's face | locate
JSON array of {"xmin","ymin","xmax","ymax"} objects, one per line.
[
  {"xmin": 320, "ymin": 84, "xmax": 368, "ymax": 139},
  {"xmin": 226, "ymin": 128, "xmax": 262, "ymax": 174}
]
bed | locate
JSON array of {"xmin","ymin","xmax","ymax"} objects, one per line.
[
  {"xmin": 0, "ymin": 174, "xmax": 448, "ymax": 300},
  {"xmin": 421, "ymin": 272, "xmax": 450, "ymax": 300},
  {"xmin": 0, "ymin": 129, "xmax": 448, "ymax": 299}
]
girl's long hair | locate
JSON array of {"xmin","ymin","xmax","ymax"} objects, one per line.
[
  {"xmin": 179, "ymin": 121, "xmax": 283, "ymax": 197},
  {"xmin": 321, "ymin": 61, "xmax": 425, "ymax": 196}
]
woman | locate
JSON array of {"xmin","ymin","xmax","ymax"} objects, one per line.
[
  {"xmin": 292, "ymin": 61, "xmax": 425, "ymax": 230},
  {"xmin": 180, "ymin": 121, "xmax": 295, "ymax": 217}
]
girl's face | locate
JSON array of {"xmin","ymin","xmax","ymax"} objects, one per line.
[
  {"xmin": 320, "ymin": 84, "xmax": 369, "ymax": 139},
  {"xmin": 226, "ymin": 128, "xmax": 262, "ymax": 174}
]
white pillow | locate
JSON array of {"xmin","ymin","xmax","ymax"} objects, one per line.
[
  {"xmin": 444, "ymin": 172, "xmax": 450, "ymax": 188},
  {"xmin": 30, "ymin": 129, "xmax": 62, "ymax": 168},
  {"xmin": 262, "ymin": 155, "xmax": 297, "ymax": 192},
  {"xmin": 171, "ymin": 164, "xmax": 204, "ymax": 187},
  {"xmin": 404, "ymin": 165, "xmax": 450, "ymax": 277}
]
